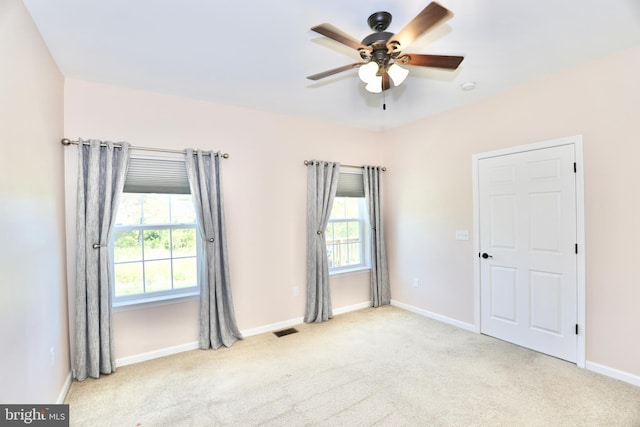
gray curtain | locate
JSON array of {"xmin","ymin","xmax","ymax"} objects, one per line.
[
  {"xmin": 363, "ymin": 166, "xmax": 391, "ymax": 307},
  {"xmin": 75, "ymin": 139, "xmax": 130, "ymax": 381},
  {"xmin": 185, "ymin": 149, "xmax": 242, "ymax": 349},
  {"xmin": 305, "ymin": 160, "xmax": 340, "ymax": 323}
]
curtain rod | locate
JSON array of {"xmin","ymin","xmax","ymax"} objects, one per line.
[
  {"xmin": 61, "ymin": 138, "xmax": 229, "ymax": 158},
  {"xmin": 303, "ymin": 160, "xmax": 386, "ymax": 171}
]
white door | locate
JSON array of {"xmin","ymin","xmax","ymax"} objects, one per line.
[{"xmin": 479, "ymin": 144, "xmax": 577, "ymax": 362}]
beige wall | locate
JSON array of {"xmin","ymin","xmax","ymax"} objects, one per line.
[
  {"xmin": 384, "ymin": 45, "xmax": 640, "ymax": 377},
  {"xmin": 8, "ymin": 0, "xmax": 635, "ymax": 391},
  {"xmin": 64, "ymin": 46, "xmax": 640, "ymax": 379},
  {"xmin": 63, "ymin": 79, "xmax": 382, "ymax": 360},
  {"xmin": 0, "ymin": 0, "xmax": 68, "ymax": 403}
]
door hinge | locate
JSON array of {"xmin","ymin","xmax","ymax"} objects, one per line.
[
  {"xmin": 573, "ymin": 162, "xmax": 577, "ymax": 173},
  {"xmin": 575, "ymin": 243, "xmax": 578, "ymax": 254},
  {"xmin": 575, "ymin": 324, "xmax": 579, "ymax": 335}
]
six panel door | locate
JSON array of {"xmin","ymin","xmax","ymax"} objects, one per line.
[{"xmin": 479, "ymin": 144, "xmax": 577, "ymax": 362}]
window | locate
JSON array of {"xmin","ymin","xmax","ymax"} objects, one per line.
[
  {"xmin": 327, "ymin": 170, "xmax": 370, "ymax": 274},
  {"xmin": 111, "ymin": 156, "xmax": 199, "ymax": 306},
  {"xmin": 112, "ymin": 193, "xmax": 199, "ymax": 305}
]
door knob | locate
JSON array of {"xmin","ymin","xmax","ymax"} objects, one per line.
[{"xmin": 481, "ymin": 252, "xmax": 493, "ymax": 259}]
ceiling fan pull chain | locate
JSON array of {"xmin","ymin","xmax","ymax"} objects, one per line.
[{"xmin": 383, "ymin": 91, "xmax": 387, "ymax": 111}]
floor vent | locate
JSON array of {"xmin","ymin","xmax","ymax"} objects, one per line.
[{"xmin": 273, "ymin": 328, "xmax": 299, "ymax": 338}]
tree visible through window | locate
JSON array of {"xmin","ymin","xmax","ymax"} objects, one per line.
[{"xmin": 112, "ymin": 193, "xmax": 199, "ymax": 303}]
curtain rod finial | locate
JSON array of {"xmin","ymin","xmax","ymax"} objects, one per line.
[
  {"xmin": 222, "ymin": 153, "xmax": 229, "ymax": 159},
  {"xmin": 61, "ymin": 138, "xmax": 72, "ymax": 146}
]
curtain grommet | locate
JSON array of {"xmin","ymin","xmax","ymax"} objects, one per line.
[{"xmin": 208, "ymin": 237, "xmax": 215, "ymax": 242}]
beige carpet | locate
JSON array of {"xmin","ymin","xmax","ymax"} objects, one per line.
[{"xmin": 65, "ymin": 306, "xmax": 640, "ymax": 426}]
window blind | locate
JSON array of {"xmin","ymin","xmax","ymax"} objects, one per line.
[
  {"xmin": 336, "ymin": 171, "xmax": 364, "ymax": 198},
  {"xmin": 123, "ymin": 156, "xmax": 190, "ymax": 194}
]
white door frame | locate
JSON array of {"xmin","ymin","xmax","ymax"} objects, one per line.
[{"xmin": 472, "ymin": 135, "xmax": 586, "ymax": 368}]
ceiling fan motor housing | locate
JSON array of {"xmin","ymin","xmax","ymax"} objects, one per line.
[
  {"xmin": 361, "ymin": 12, "xmax": 399, "ymax": 67},
  {"xmin": 367, "ymin": 11, "xmax": 392, "ymax": 32},
  {"xmin": 362, "ymin": 31, "xmax": 393, "ymax": 46},
  {"xmin": 361, "ymin": 31, "xmax": 396, "ymax": 66}
]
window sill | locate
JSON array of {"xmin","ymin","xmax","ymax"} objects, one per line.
[
  {"xmin": 113, "ymin": 291, "xmax": 200, "ymax": 312},
  {"xmin": 329, "ymin": 266, "xmax": 371, "ymax": 277}
]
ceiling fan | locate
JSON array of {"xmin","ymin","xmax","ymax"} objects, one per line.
[{"xmin": 307, "ymin": 2, "xmax": 464, "ymax": 93}]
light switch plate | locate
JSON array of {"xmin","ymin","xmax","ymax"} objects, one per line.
[{"xmin": 455, "ymin": 230, "xmax": 470, "ymax": 241}]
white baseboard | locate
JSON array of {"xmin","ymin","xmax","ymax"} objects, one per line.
[
  {"xmin": 241, "ymin": 316, "xmax": 304, "ymax": 338},
  {"xmin": 391, "ymin": 300, "xmax": 476, "ymax": 332},
  {"xmin": 115, "ymin": 341, "xmax": 200, "ymax": 368},
  {"xmin": 241, "ymin": 301, "xmax": 371, "ymax": 337},
  {"xmin": 113, "ymin": 302, "xmax": 372, "ymax": 366},
  {"xmin": 104, "ymin": 302, "xmax": 640, "ymax": 392},
  {"xmin": 56, "ymin": 371, "xmax": 73, "ymax": 404},
  {"xmin": 390, "ymin": 302, "xmax": 640, "ymax": 388},
  {"xmin": 333, "ymin": 301, "xmax": 371, "ymax": 316},
  {"xmin": 586, "ymin": 361, "xmax": 640, "ymax": 388}
]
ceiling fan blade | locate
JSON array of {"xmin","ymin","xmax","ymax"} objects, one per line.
[
  {"xmin": 307, "ymin": 63, "xmax": 365, "ymax": 80},
  {"xmin": 399, "ymin": 54, "xmax": 464, "ymax": 69},
  {"xmin": 311, "ymin": 23, "xmax": 369, "ymax": 51},
  {"xmin": 382, "ymin": 71, "xmax": 391, "ymax": 91},
  {"xmin": 388, "ymin": 2, "xmax": 452, "ymax": 50}
]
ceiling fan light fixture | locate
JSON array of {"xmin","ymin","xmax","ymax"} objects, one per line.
[
  {"xmin": 388, "ymin": 63, "xmax": 409, "ymax": 86},
  {"xmin": 365, "ymin": 75, "xmax": 383, "ymax": 93},
  {"xmin": 358, "ymin": 61, "xmax": 379, "ymax": 84}
]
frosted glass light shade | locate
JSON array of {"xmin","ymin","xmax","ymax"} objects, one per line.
[
  {"xmin": 388, "ymin": 63, "xmax": 409, "ymax": 86},
  {"xmin": 358, "ymin": 62, "xmax": 379, "ymax": 83},
  {"xmin": 365, "ymin": 75, "xmax": 383, "ymax": 93}
]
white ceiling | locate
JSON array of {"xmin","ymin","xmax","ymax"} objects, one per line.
[{"xmin": 23, "ymin": 0, "xmax": 640, "ymax": 131}]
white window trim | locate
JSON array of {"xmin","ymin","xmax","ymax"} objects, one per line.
[
  {"xmin": 111, "ymin": 191, "xmax": 202, "ymax": 307},
  {"xmin": 329, "ymin": 265, "xmax": 371, "ymax": 277},
  {"xmin": 328, "ymin": 196, "xmax": 371, "ymax": 275},
  {"xmin": 112, "ymin": 291, "xmax": 199, "ymax": 312}
]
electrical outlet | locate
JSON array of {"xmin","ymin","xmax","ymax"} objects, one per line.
[
  {"xmin": 412, "ymin": 278, "xmax": 420, "ymax": 288},
  {"xmin": 293, "ymin": 287, "xmax": 299, "ymax": 297}
]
